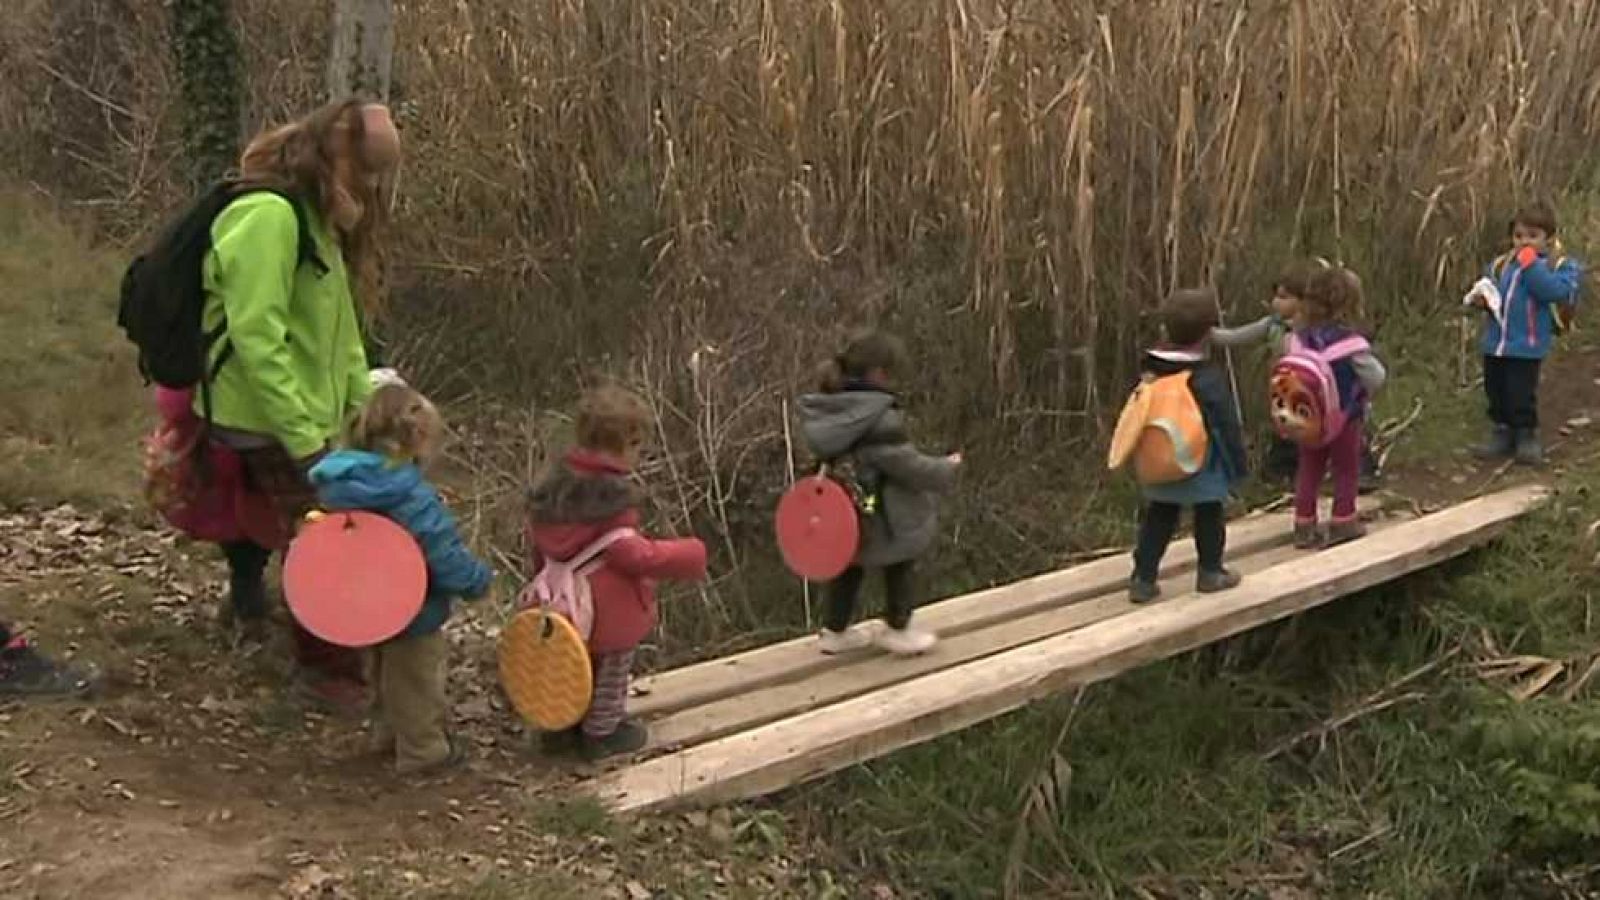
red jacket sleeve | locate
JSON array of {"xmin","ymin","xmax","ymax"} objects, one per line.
[{"xmin": 603, "ymin": 534, "xmax": 708, "ymax": 583}]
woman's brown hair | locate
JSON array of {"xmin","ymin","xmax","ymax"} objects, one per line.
[
  {"xmin": 237, "ymin": 99, "xmax": 398, "ymax": 315},
  {"xmin": 816, "ymin": 329, "xmax": 909, "ymax": 393},
  {"xmin": 347, "ymin": 384, "xmax": 443, "ymax": 462}
]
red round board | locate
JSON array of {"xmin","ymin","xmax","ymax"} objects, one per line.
[
  {"xmin": 775, "ymin": 476, "xmax": 859, "ymax": 582},
  {"xmin": 283, "ymin": 511, "xmax": 427, "ymax": 647}
]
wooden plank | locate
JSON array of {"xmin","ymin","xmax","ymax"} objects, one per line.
[
  {"xmin": 646, "ymin": 534, "xmax": 1361, "ymax": 751},
  {"xmin": 633, "ymin": 501, "xmax": 1377, "ymax": 719},
  {"xmin": 595, "ymin": 486, "xmax": 1543, "ymax": 813}
]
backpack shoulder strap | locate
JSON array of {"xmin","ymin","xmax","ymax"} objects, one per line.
[
  {"xmin": 570, "ymin": 527, "xmax": 638, "ymax": 572},
  {"xmin": 1491, "ymin": 252, "xmax": 1512, "ymax": 279},
  {"xmin": 203, "ymin": 186, "xmax": 330, "ymax": 383},
  {"xmin": 1320, "ymin": 335, "xmax": 1371, "ymax": 361},
  {"xmin": 239, "ymin": 186, "xmax": 328, "ymax": 275}
]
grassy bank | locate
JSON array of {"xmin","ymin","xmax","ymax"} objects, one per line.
[{"xmin": 0, "ymin": 188, "xmax": 144, "ymax": 508}]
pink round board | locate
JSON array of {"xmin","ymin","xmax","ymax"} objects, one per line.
[
  {"xmin": 283, "ymin": 511, "xmax": 427, "ymax": 647},
  {"xmin": 775, "ymin": 475, "xmax": 860, "ymax": 582}
]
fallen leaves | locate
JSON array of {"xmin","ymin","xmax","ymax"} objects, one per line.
[{"xmin": 283, "ymin": 863, "xmax": 348, "ymax": 900}]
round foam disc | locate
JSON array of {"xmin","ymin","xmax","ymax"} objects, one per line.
[
  {"xmin": 283, "ymin": 511, "xmax": 427, "ymax": 647},
  {"xmin": 775, "ymin": 475, "xmax": 860, "ymax": 582},
  {"xmin": 498, "ymin": 609, "xmax": 593, "ymax": 731}
]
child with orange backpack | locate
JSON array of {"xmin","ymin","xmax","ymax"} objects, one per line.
[{"xmin": 1111, "ymin": 288, "xmax": 1248, "ymax": 604}]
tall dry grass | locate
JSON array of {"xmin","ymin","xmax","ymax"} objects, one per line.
[{"xmin": 5, "ymin": 0, "xmax": 1600, "ymax": 654}]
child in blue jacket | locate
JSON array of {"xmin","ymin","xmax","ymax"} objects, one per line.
[
  {"xmin": 1468, "ymin": 204, "xmax": 1583, "ymax": 466},
  {"xmin": 1129, "ymin": 288, "xmax": 1249, "ymax": 603},
  {"xmin": 310, "ymin": 384, "xmax": 493, "ymax": 776}
]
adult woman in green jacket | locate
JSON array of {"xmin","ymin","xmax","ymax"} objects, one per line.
[{"xmin": 204, "ymin": 99, "xmax": 400, "ymax": 712}]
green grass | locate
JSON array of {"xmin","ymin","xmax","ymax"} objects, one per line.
[{"xmin": 0, "ymin": 186, "xmax": 144, "ymax": 508}]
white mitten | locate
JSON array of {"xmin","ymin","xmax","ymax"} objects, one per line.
[{"xmin": 369, "ymin": 367, "xmax": 406, "ymax": 389}]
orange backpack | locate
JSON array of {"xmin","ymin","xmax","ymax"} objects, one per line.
[{"xmin": 1107, "ymin": 372, "xmax": 1209, "ymax": 485}]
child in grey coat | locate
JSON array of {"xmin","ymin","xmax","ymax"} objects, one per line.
[{"xmin": 796, "ymin": 331, "xmax": 962, "ymax": 657}]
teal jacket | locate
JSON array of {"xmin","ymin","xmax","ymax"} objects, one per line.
[
  {"xmin": 309, "ymin": 451, "xmax": 493, "ymax": 638},
  {"xmin": 200, "ymin": 193, "xmax": 372, "ymax": 459}
]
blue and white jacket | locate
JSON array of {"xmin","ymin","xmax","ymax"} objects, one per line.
[{"xmin": 1481, "ymin": 252, "xmax": 1582, "ymax": 360}]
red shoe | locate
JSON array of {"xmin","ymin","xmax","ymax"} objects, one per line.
[{"xmin": 296, "ymin": 676, "xmax": 371, "ymax": 717}]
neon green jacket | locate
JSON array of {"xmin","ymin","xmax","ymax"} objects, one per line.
[{"xmin": 199, "ymin": 193, "xmax": 372, "ymax": 460}]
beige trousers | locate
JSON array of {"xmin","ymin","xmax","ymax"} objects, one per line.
[{"xmin": 368, "ymin": 631, "xmax": 451, "ymax": 773}]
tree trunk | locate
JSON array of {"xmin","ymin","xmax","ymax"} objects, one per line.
[
  {"xmin": 327, "ymin": 0, "xmax": 395, "ymax": 101},
  {"xmin": 169, "ymin": 0, "xmax": 243, "ymax": 186}
]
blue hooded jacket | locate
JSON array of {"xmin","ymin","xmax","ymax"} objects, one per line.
[
  {"xmin": 309, "ymin": 450, "xmax": 493, "ymax": 638},
  {"xmin": 1481, "ymin": 252, "xmax": 1582, "ymax": 360}
]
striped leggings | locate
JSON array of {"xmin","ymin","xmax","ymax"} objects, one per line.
[{"xmin": 582, "ymin": 649, "xmax": 635, "ymax": 739}]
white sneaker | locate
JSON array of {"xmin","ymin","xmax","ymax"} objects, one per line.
[
  {"xmin": 817, "ymin": 627, "xmax": 875, "ymax": 655},
  {"xmin": 876, "ymin": 625, "xmax": 938, "ymax": 657}
]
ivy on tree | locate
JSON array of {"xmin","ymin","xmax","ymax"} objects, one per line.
[{"xmin": 169, "ymin": 0, "xmax": 243, "ymax": 186}]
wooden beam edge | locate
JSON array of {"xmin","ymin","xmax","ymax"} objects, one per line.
[{"xmin": 596, "ymin": 486, "xmax": 1544, "ymax": 814}]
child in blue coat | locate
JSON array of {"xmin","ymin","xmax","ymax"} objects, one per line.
[
  {"xmin": 1129, "ymin": 289, "xmax": 1249, "ymax": 603},
  {"xmin": 1468, "ymin": 204, "xmax": 1584, "ymax": 465},
  {"xmin": 310, "ymin": 384, "xmax": 493, "ymax": 775}
]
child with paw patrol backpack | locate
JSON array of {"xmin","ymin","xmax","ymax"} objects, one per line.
[
  {"xmin": 1271, "ymin": 267, "xmax": 1387, "ymax": 549},
  {"xmin": 1109, "ymin": 288, "xmax": 1248, "ymax": 604}
]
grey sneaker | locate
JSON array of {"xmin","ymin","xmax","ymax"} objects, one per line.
[
  {"xmin": 582, "ymin": 720, "xmax": 650, "ymax": 762},
  {"xmin": 398, "ymin": 738, "xmax": 467, "ymax": 778},
  {"xmin": 1196, "ymin": 569, "xmax": 1242, "ymax": 594},
  {"xmin": 1514, "ymin": 429, "xmax": 1544, "ymax": 466},
  {"xmin": 1128, "ymin": 577, "xmax": 1161, "ymax": 604},
  {"xmin": 0, "ymin": 640, "xmax": 96, "ymax": 698},
  {"xmin": 1293, "ymin": 523, "xmax": 1324, "ymax": 550},
  {"xmin": 1471, "ymin": 425, "xmax": 1515, "ymax": 460},
  {"xmin": 1326, "ymin": 520, "xmax": 1368, "ymax": 547}
]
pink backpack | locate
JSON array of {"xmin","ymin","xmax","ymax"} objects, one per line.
[
  {"xmin": 143, "ymin": 386, "xmax": 280, "ymax": 546},
  {"xmin": 518, "ymin": 528, "xmax": 637, "ymax": 641},
  {"xmin": 1268, "ymin": 333, "xmax": 1370, "ymax": 449}
]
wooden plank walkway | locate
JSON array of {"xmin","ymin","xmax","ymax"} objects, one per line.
[{"xmin": 591, "ymin": 486, "xmax": 1544, "ymax": 814}]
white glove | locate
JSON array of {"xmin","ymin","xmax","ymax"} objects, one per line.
[
  {"xmin": 369, "ymin": 367, "xmax": 406, "ymax": 389},
  {"xmin": 1463, "ymin": 278, "xmax": 1504, "ymax": 321}
]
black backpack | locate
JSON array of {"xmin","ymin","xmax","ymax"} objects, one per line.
[{"xmin": 117, "ymin": 182, "xmax": 325, "ymax": 390}]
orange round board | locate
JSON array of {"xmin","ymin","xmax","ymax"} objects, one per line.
[
  {"xmin": 775, "ymin": 476, "xmax": 859, "ymax": 582},
  {"xmin": 283, "ymin": 511, "xmax": 427, "ymax": 647},
  {"xmin": 498, "ymin": 609, "xmax": 593, "ymax": 731}
]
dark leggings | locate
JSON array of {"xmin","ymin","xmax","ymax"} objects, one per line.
[
  {"xmin": 221, "ymin": 541, "xmax": 271, "ymax": 620},
  {"xmin": 827, "ymin": 562, "xmax": 917, "ymax": 632},
  {"xmin": 1132, "ymin": 502, "xmax": 1225, "ymax": 583}
]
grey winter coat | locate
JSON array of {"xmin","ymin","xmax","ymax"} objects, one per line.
[{"xmin": 796, "ymin": 387, "xmax": 959, "ymax": 568}]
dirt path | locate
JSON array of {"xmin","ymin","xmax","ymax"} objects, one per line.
[{"xmin": 5, "ymin": 346, "xmax": 1600, "ymax": 899}]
